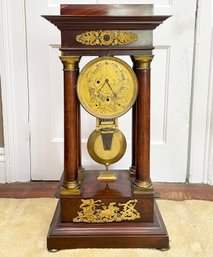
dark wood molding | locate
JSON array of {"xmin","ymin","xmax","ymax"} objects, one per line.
[
  {"xmin": 42, "ymin": 15, "xmax": 170, "ymax": 31},
  {"xmin": 43, "ymin": 4, "xmax": 170, "ymax": 31}
]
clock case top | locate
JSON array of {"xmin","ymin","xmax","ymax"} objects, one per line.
[{"xmin": 42, "ymin": 4, "xmax": 170, "ymax": 56}]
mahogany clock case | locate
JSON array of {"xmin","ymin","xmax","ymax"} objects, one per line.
[{"xmin": 43, "ymin": 4, "xmax": 170, "ymax": 251}]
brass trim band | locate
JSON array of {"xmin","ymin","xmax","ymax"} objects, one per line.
[
  {"xmin": 60, "ymin": 56, "xmax": 81, "ymax": 71},
  {"xmin": 133, "ymin": 55, "xmax": 154, "ymax": 70}
]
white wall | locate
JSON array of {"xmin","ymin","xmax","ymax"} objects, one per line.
[
  {"xmin": 0, "ymin": 0, "xmax": 30, "ymax": 183},
  {"xmin": 188, "ymin": 0, "xmax": 213, "ymax": 184}
]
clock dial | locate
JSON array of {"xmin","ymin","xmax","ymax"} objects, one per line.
[{"xmin": 77, "ymin": 57, "xmax": 138, "ymax": 119}]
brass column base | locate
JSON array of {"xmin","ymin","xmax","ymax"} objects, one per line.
[
  {"xmin": 134, "ymin": 179, "xmax": 154, "ymax": 193},
  {"xmin": 129, "ymin": 166, "xmax": 136, "ymax": 175},
  {"xmin": 60, "ymin": 180, "xmax": 80, "ymax": 196}
]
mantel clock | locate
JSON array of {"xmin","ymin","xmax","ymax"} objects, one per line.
[{"xmin": 43, "ymin": 4, "xmax": 170, "ymax": 251}]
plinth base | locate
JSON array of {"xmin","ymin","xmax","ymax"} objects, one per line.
[{"xmin": 47, "ymin": 200, "xmax": 169, "ymax": 251}]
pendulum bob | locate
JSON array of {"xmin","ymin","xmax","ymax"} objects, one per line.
[{"xmin": 87, "ymin": 119, "xmax": 127, "ymax": 182}]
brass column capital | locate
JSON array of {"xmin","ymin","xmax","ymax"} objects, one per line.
[
  {"xmin": 132, "ymin": 55, "xmax": 154, "ymax": 70},
  {"xmin": 60, "ymin": 56, "xmax": 81, "ymax": 71}
]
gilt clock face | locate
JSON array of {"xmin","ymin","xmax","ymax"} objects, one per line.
[{"xmin": 77, "ymin": 56, "xmax": 138, "ymax": 119}]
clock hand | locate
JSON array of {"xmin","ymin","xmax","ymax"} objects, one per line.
[
  {"xmin": 100, "ymin": 81, "xmax": 106, "ymax": 90},
  {"xmin": 105, "ymin": 79, "xmax": 116, "ymax": 96},
  {"xmin": 97, "ymin": 81, "xmax": 107, "ymax": 94}
]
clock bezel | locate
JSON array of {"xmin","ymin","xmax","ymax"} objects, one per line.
[{"xmin": 77, "ymin": 56, "xmax": 138, "ymax": 119}]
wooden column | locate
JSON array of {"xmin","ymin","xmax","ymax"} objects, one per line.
[
  {"xmin": 130, "ymin": 101, "xmax": 137, "ymax": 174},
  {"xmin": 60, "ymin": 56, "xmax": 80, "ymax": 189},
  {"xmin": 132, "ymin": 55, "xmax": 153, "ymax": 190},
  {"xmin": 77, "ymin": 85, "xmax": 81, "ymax": 171}
]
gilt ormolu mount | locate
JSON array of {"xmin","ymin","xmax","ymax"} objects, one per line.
[{"xmin": 43, "ymin": 4, "xmax": 170, "ymax": 251}]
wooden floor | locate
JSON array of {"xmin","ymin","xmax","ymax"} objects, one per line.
[{"xmin": 0, "ymin": 182, "xmax": 212, "ymax": 201}]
